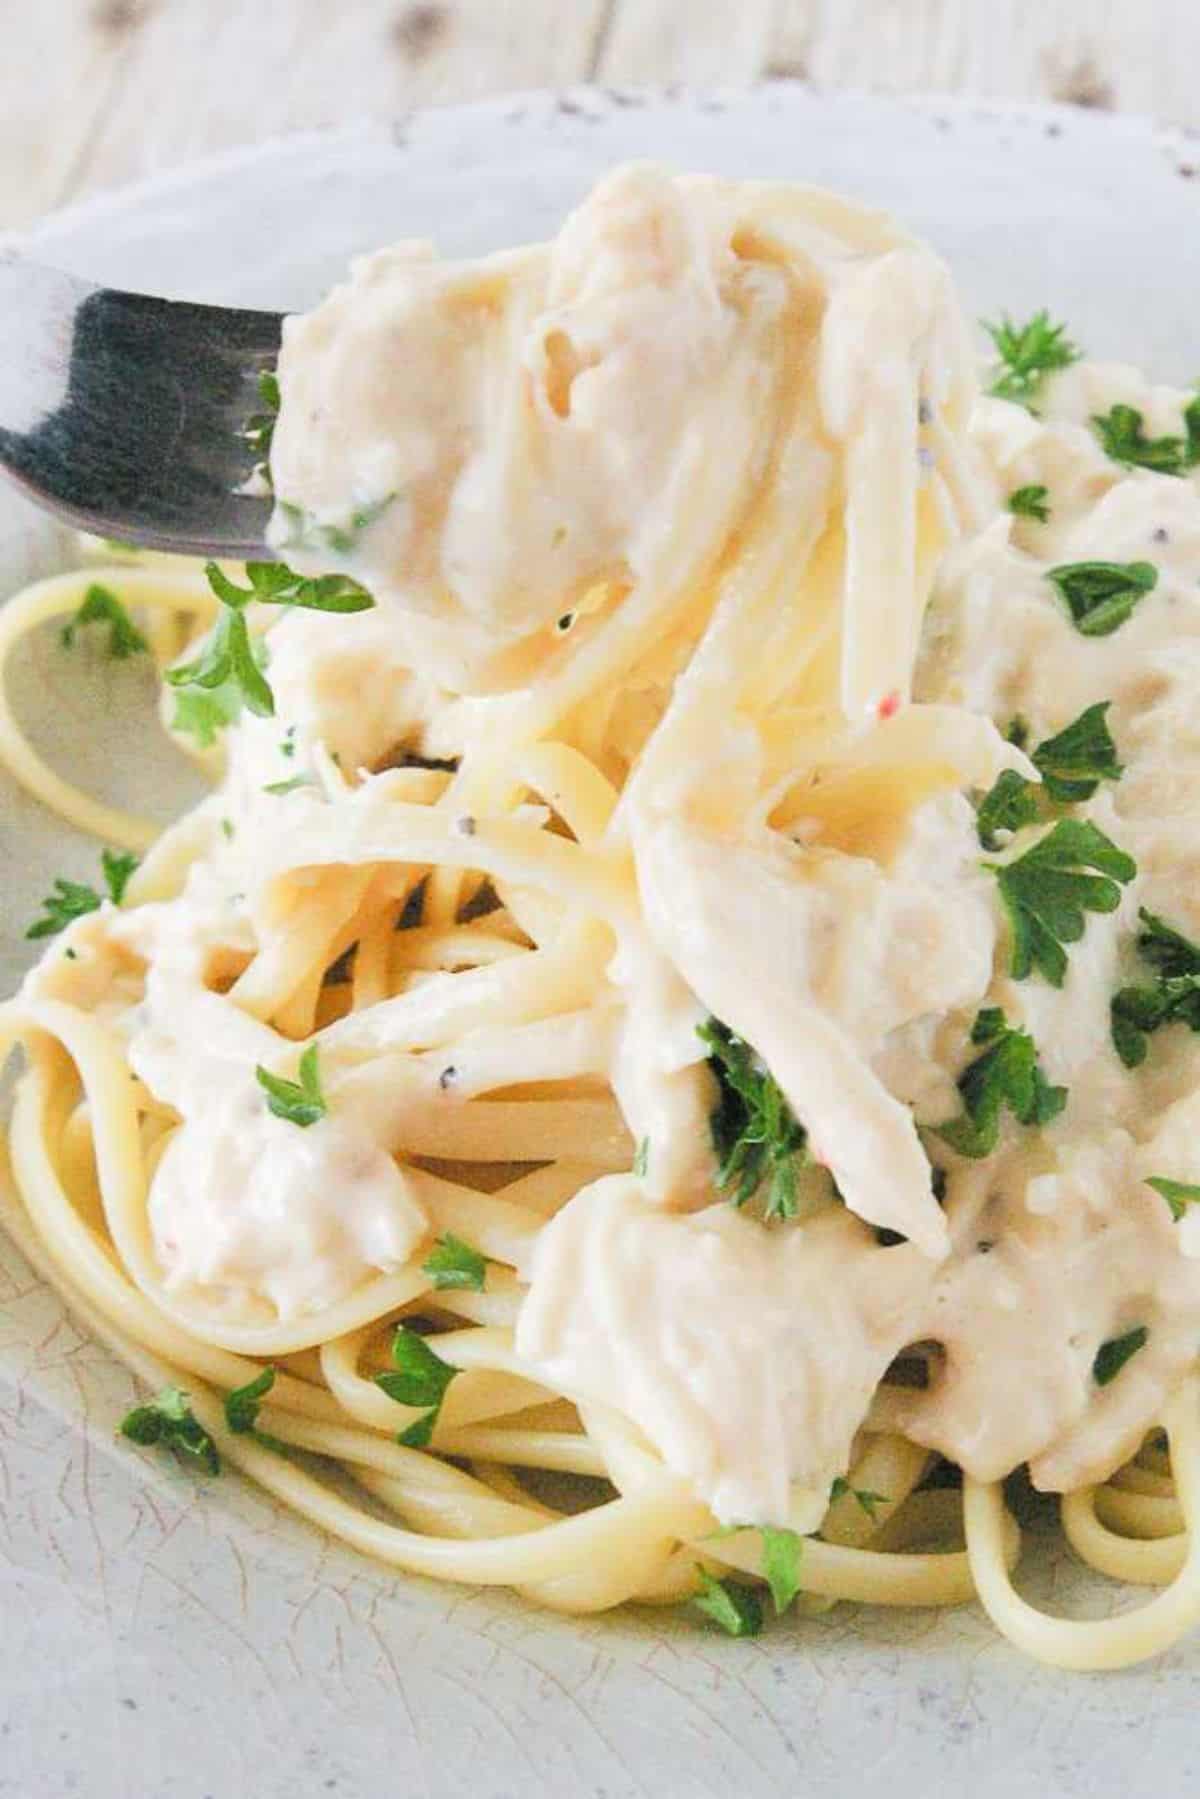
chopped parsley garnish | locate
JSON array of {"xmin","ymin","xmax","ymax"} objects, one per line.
[
  {"xmin": 170, "ymin": 683, "xmax": 242, "ymax": 748},
  {"xmin": 1092, "ymin": 400, "xmax": 1200, "ymax": 477},
  {"xmin": 276, "ymin": 493, "xmax": 397, "ymax": 556},
  {"xmin": 1007, "ymin": 484, "xmax": 1051, "ymax": 523},
  {"xmin": 974, "ymin": 704, "xmax": 1123, "ymax": 848},
  {"xmin": 984, "ymin": 311, "xmax": 1081, "ymax": 406},
  {"xmin": 374, "ymin": 1327, "xmax": 458, "ymax": 1447},
  {"xmin": 975, "ymin": 769, "xmax": 1040, "ymax": 851},
  {"xmin": 633, "ymin": 1137, "xmax": 649, "ymax": 1178},
  {"xmin": 245, "ymin": 369, "xmax": 280, "ymax": 473},
  {"xmin": 1045, "ymin": 559, "xmax": 1157, "ymax": 637},
  {"xmin": 1093, "ymin": 1326, "xmax": 1148, "ymax": 1387},
  {"xmin": 987, "ymin": 818, "xmax": 1136, "ymax": 987},
  {"xmin": 1111, "ymin": 907, "xmax": 1200, "ymax": 1067},
  {"xmin": 829, "ymin": 1477, "xmax": 889, "ymax": 1521},
  {"xmin": 255, "ymin": 1043, "xmax": 327, "ymax": 1128},
  {"xmin": 225, "ymin": 1366, "xmax": 276, "ymax": 1434},
  {"xmin": 1146, "ymin": 1177, "xmax": 1200, "ymax": 1222},
  {"xmin": 166, "ymin": 559, "xmax": 374, "ymax": 726},
  {"xmin": 26, "ymin": 849, "xmax": 139, "ymax": 938},
  {"xmin": 1031, "ymin": 701, "xmax": 1123, "ymax": 803},
  {"xmin": 760, "ymin": 1527, "xmax": 804, "ymax": 1614},
  {"xmin": 60, "ymin": 584, "xmax": 148, "ymax": 659},
  {"xmin": 422, "ymin": 1233, "xmax": 487, "ymax": 1293},
  {"xmin": 120, "ymin": 1386, "xmax": 219, "ymax": 1475},
  {"xmin": 262, "ymin": 774, "xmax": 316, "ymax": 797},
  {"xmin": 698, "ymin": 1019, "xmax": 808, "ymax": 1221},
  {"xmin": 935, "ymin": 1006, "xmax": 1066, "ymax": 1159},
  {"xmin": 690, "ymin": 1569, "xmax": 763, "ymax": 1638}
]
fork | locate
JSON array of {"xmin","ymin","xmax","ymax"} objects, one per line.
[{"xmin": 0, "ymin": 252, "xmax": 282, "ymax": 559}]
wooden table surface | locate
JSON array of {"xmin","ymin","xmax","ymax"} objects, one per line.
[{"xmin": 5, "ymin": 0, "xmax": 1196, "ymax": 230}]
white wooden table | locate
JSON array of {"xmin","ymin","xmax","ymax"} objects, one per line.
[{"xmin": 5, "ymin": 0, "xmax": 1199, "ymax": 230}]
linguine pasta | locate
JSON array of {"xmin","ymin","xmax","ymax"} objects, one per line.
[{"xmin": 5, "ymin": 166, "xmax": 1200, "ymax": 1667}]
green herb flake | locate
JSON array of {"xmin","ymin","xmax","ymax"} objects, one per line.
[
  {"xmin": 975, "ymin": 768, "xmax": 1040, "ymax": 851},
  {"xmin": 1031, "ymin": 701, "xmax": 1123, "ymax": 803},
  {"xmin": 1093, "ymin": 1326, "xmax": 1149, "ymax": 1387},
  {"xmin": 60, "ymin": 584, "xmax": 148, "ymax": 659},
  {"xmin": 1045, "ymin": 560, "xmax": 1157, "ymax": 638},
  {"xmin": 26, "ymin": 849, "xmax": 139, "ymax": 939},
  {"xmin": 101, "ymin": 849, "xmax": 139, "ymax": 904},
  {"xmin": 698, "ymin": 1019, "xmax": 808, "ymax": 1221},
  {"xmin": 987, "ymin": 818, "xmax": 1136, "ymax": 987},
  {"xmin": 422, "ymin": 1233, "xmax": 487, "ymax": 1293},
  {"xmin": 984, "ymin": 311, "xmax": 1081, "ymax": 407},
  {"xmin": 935, "ymin": 1006, "xmax": 1067, "ymax": 1159},
  {"xmin": 1146, "ymin": 1177, "xmax": 1200, "ymax": 1222},
  {"xmin": 166, "ymin": 559, "xmax": 374, "ymax": 732},
  {"xmin": 374, "ymin": 1327, "xmax": 458, "ymax": 1447},
  {"xmin": 262, "ymin": 774, "xmax": 316, "ymax": 797},
  {"xmin": 760, "ymin": 1527, "xmax": 804, "ymax": 1615},
  {"xmin": 1092, "ymin": 403, "xmax": 1200, "ymax": 477},
  {"xmin": 690, "ymin": 1569, "xmax": 763, "ymax": 1638},
  {"xmin": 633, "ymin": 1137, "xmax": 649, "ymax": 1178},
  {"xmin": 1007, "ymin": 484, "xmax": 1051, "ymax": 523},
  {"xmin": 120, "ymin": 1385, "xmax": 219, "ymax": 1475},
  {"xmin": 1110, "ymin": 908, "xmax": 1200, "ymax": 1067},
  {"xmin": 829, "ymin": 1476, "xmax": 889, "ymax": 1522},
  {"xmin": 277, "ymin": 493, "xmax": 397, "ymax": 557},
  {"xmin": 245, "ymin": 369, "xmax": 280, "ymax": 473},
  {"xmin": 225, "ymin": 1366, "xmax": 276, "ymax": 1434},
  {"xmin": 255, "ymin": 1043, "xmax": 327, "ymax": 1128},
  {"xmin": 171, "ymin": 683, "xmax": 242, "ymax": 748}
]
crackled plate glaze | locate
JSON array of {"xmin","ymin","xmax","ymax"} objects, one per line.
[{"xmin": 5, "ymin": 88, "xmax": 1200, "ymax": 1799}]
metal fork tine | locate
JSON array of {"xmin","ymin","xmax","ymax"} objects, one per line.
[{"xmin": 0, "ymin": 253, "xmax": 281, "ymax": 558}]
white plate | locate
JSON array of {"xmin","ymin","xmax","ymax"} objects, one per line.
[{"xmin": 4, "ymin": 86, "xmax": 1200, "ymax": 1799}]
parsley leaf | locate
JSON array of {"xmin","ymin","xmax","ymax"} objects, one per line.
[
  {"xmin": 1045, "ymin": 560, "xmax": 1157, "ymax": 637},
  {"xmin": 935, "ymin": 1006, "xmax": 1066, "ymax": 1159},
  {"xmin": 984, "ymin": 311, "xmax": 1081, "ymax": 406},
  {"xmin": 225, "ymin": 1367, "xmax": 276, "ymax": 1434},
  {"xmin": 262, "ymin": 774, "xmax": 316, "ymax": 797},
  {"xmin": 100, "ymin": 849, "xmax": 139, "ymax": 904},
  {"xmin": 374, "ymin": 1327, "xmax": 458, "ymax": 1447},
  {"xmin": 1093, "ymin": 1326, "xmax": 1148, "ymax": 1387},
  {"xmin": 170, "ymin": 683, "xmax": 242, "ymax": 748},
  {"xmin": 26, "ymin": 849, "xmax": 139, "ymax": 938},
  {"xmin": 1031, "ymin": 701, "xmax": 1123, "ymax": 802},
  {"xmin": 1146, "ymin": 1177, "xmax": 1200, "ymax": 1222},
  {"xmin": 829, "ymin": 1476, "xmax": 889, "ymax": 1522},
  {"xmin": 60, "ymin": 584, "xmax": 148, "ymax": 659},
  {"xmin": 255, "ymin": 1043, "xmax": 327, "ymax": 1128},
  {"xmin": 1092, "ymin": 403, "xmax": 1200, "ymax": 477},
  {"xmin": 167, "ymin": 559, "xmax": 373, "ymax": 729},
  {"xmin": 974, "ymin": 704, "xmax": 1123, "ymax": 848},
  {"xmin": 276, "ymin": 493, "xmax": 397, "ymax": 557},
  {"xmin": 120, "ymin": 1386, "xmax": 219, "ymax": 1475},
  {"xmin": 698, "ymin": 1019, "xmax": 808, "ymax": 1221},
  {"xmin": 1110, "ymin": 907, "xmax": 1200, "ymax": 1066},
  {"xmin": 422, "ymin": 1233, "xmax": 487, "ymax": 1292},
  {"xmin": 206, "ymin": 560, "xmax": 375, "ymax": 615},
  {"xmin": 1007, "ymin": 484, "xmax": 1051, "ymax": 523},
  {"xmin": 245, "ymin": 369, "xmax": 280, "ymax": 472},
  {"xmin": 760, "ymin": 1527, "xmax": 804, "ymax": 1615},
  {"xmin": 987, "ymin": 818, "xmax": 1136, "ymax": 987},
  {"xmin": 690, "ymin": 1569, "xmax": 763, "ymax": 1638},
  {"xmin": 975, "ymin": 768, "xmax": 1040, "ymax": 851}
]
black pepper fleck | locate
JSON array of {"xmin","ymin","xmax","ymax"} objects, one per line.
[
  {"xmin": 455, "ymin": 815, "xmax": 477, "ymax": 837},
  {"xmin": 438, "ymin": 1065, "xmax": 458, "ymax": 1090}
]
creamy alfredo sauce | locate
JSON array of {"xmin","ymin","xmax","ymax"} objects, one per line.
[{"xmin": 22, "ymin": 167, "xmax": 1200, "ymax": 1531}]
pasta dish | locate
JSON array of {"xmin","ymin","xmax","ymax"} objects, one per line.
[{"xmin": 5, "ymin": 165, "xmax": 1200, "ymax": 1669}]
